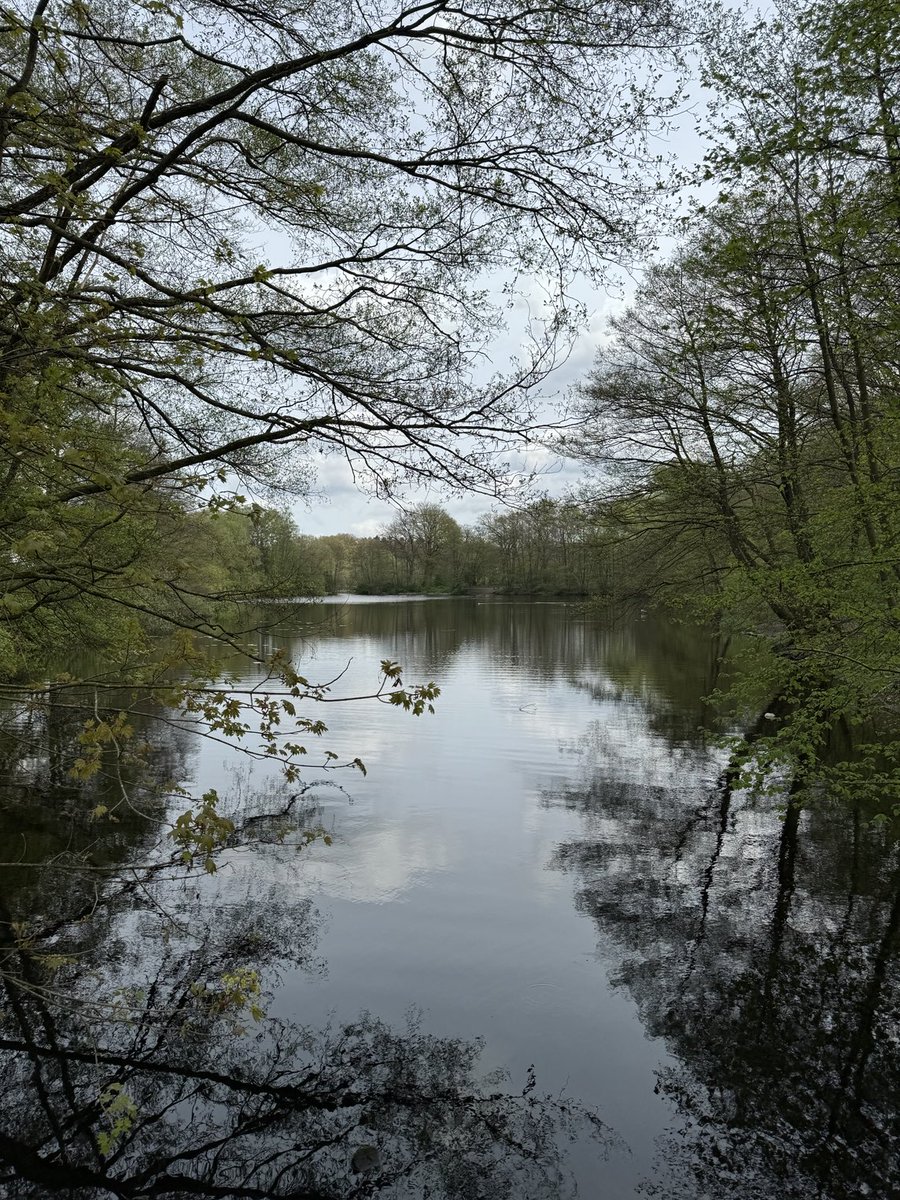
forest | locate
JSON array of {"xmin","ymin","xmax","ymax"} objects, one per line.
[
  {"xmin": 193, "ymin": 499, "xmax": 611, "ymax": 597},
  {"xmin": 2, "ymin": 0, "xmax": 900, "ymax": 1194},
  {"xmin": 0, "ymin": 0, "xmax": 898, "ymax": 814}
]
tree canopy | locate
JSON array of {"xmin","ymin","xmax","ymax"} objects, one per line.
[
  {"xmin": 571, "ymin": 0, "xmax": 900, "ymax": 806},
  {"xmin": 0, "ymin": 0, "xmax": 686, "ymax": 887},
  {"xmin": 0, "ymin": 0, "xmax": 683, "ymax": 797}
]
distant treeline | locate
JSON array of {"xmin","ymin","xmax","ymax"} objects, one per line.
[
  {"xmin": 0, "ymin": 486, "xmax": 615, "ymax": 679},
  {"xmin": 235, "ymin": 499, "xmax": 611, "ymax": 598}
]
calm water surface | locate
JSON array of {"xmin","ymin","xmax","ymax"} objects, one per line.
[{"xmin": 2, "ymin": 598, "xmax": 898, "ymax": 1198}]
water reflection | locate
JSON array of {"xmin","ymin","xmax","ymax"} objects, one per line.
[
  {"xmin": 0, "ymin": 697, "xmax": 610, "ymax": 1197},
  {"xmin": 260, "ymin": 598, "xmax": 744, "ymax": 741},
  {"xmin": 0, "ymin": 917, "xmax": 605, "ymax": 1199},
  {"xmin": 547, "ymin": 716, "xmax": 900, "ymax": 1199},
  {"xmin": 2, "ymin": 599, "xmax": 897, "ymax": 1199},
  {"xmin": 0, "ymin": 685, "xmax": 196, "ymax": 934}
]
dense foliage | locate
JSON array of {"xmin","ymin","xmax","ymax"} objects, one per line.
[{"xmin": 572, "ymin": 0, "xmax": 900, "ymax": 805}]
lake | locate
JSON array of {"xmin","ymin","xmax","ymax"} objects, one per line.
[{"xmin": 1, "ymin": 597, "xmax": 898, "ymax": 1198}]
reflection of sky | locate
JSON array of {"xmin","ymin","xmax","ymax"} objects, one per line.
[
  {"xmin": 273, "ymin": 603, "xmax": 718, "ymax": 1195},
  {"xmin": 249, "ymin": 811, "xmax": 454, "ymax": 905},
  {"xmin": 36, "ymin": 575, "xmax": 890, "ymax": 1200},
  {"xmin": 189, "ymin": 604, "xmax": 727, "ymax": 916},
  {"xmin": 168, "ymin": 601, "xmax": 741, "ymax": 1197}
]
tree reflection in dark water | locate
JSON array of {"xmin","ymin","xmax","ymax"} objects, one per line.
[
  {"xmin": 0, "ymin": 768, "xmax": 611, "ymax": 1198},
  {"xmin": 0, "ymin": 991, "xmax": 601, "ymax": 1199},
  {"xmin": 8, "ymin": 600, "xmax": 896, "ymax": 1198},
  {"xmin": 0, "ymin": 610, "xmax": 616, "ymax": 1198},
  {"xmin": 547, "ymin": 720, "xmax": 900, "ymax": 1200}
]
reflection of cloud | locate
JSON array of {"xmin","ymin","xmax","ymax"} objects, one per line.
[
  {"xmin": 307, "ymin": 820, "xmax": 453, "ymax": 904},
  {"xmin": 249, "ymin": 808, "xmax": 453, "ymax": 905}
]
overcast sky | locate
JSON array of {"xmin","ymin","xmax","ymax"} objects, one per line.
[{"xmin": 290, "ymin": 286, "xmax": 622, "ymax": 537}]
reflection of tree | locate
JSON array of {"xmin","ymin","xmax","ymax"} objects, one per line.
[
  {"xmin": 546, "ymin": 720, "xmax": 900, "ymax": 1200},
  {"xmin": 574, "ymin": 619, "xmax": 746, "ymax": 747},
  {"xmin": 0, "ymin": 790, "xmax": 609, "ymax": 1198},
  {"xmin": 0, "ymin": 677, "xmax": 196, "ymax": 798},
  {"xmin": 0, "ymin": 686, "xmax": 198, "ymax": 934},
  {"xmin": 288, "ymin": 600, "xmax": 734, "ymax": 743}
]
